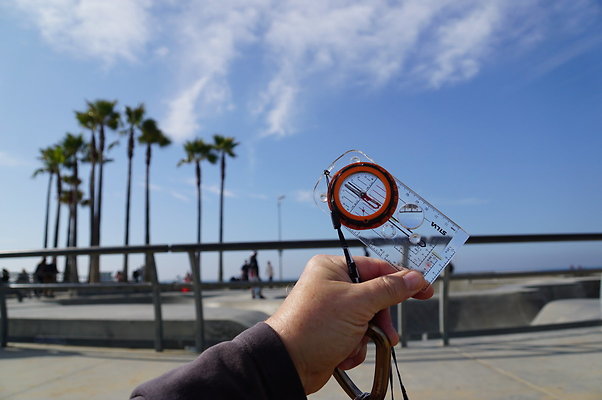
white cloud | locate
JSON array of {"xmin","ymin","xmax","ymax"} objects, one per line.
[
  {"xmin": 160, "ymin": 0, "xmax": 263, "ymax": 141},
  {"xmin": 10, "ymin": 0, "xmax": 600, "ymax": 139},
  {"xmin": 170, "ymin": 190, "xmax": 190, "ymax": 202},
  {"xmin": 416, "ymin": 2, "xmax": 501, "ymax": 88},
  {"xmin": 162, "ymin": 77, "xmax": 208, "ymax": 142},
  {"xmin": 147, "ymin": 183, "xmax": 163, "ymax": 192},
  {"xmin": 12, "ymin": 0, "xmax": 153, "ymax": 65},
  {"xmin": 294, "ymin": 190, "xmax": 313, "ymax": 204},
  {"xmin": 0, "ymin": 151, "xmax": 30, "ymax": 167},
  {"xmin": 256, "ymin": 74, "xmax": 298, "ymax": 137},
  {"xmin": 154, "ymin": 46, "xmax": 170, "ymax": 58},
  {"xmin": 203, "ymin": 184, "xmax": 235, "ymax": 198}
]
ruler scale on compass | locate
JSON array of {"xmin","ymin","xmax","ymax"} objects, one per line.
[{"xmin": 314, "ymin": 150, "xmax": 469, "ymax": 283}]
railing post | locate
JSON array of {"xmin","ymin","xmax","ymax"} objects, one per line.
[
  {"xmin": 439, "ymin": 264, "xmax": 451, "ymax": 346},
  {"xmin": 399, "ymin": 301, "xmax": 408, "ymax": 347},
  {"xmin": 0, "ymin": 285, "xmax": 7, "ymax": 347},
  {"xmin": 188, "ymin": 251, "xmax": 205, "ymax": 352},
  {"xmin": 147, "ymin": 252, "xmax": 164, "ymax": 352},
  {"xmin": 398, "ymin": 242, "xmax": 409, "ymax": 347}
]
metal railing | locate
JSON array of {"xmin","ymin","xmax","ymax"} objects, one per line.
[{"xmin": 1, "ymin": 233, "xmax": 601, "ymax": 351}]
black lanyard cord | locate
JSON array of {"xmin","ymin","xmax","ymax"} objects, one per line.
[{"xmin": 325, "ymin": 168, "xmax": 410, "ymax": 400}]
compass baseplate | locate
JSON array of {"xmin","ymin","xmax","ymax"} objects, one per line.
[{"xmin": 314, "ymin": 150, "xmax": 469, "ymax": 283}]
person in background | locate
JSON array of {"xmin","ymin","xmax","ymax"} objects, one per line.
[
  {"xmin": 248, "ymin": 251, "xmax": 264, "ymax": 299},
  {"xmin": 240, "ymin": 259, "xmax": 249, "ymax": 281},
  {"xmin": 42, "ymin": 259, "xmax": 58, "ymax": 297},
  {"xmin": 115, "ymin": 271, "xmax": 125, "ymax": 282},
  {"xmin": 266, "ymin": 261, "xmax": 274, "ymax": 283},
  {"xmin": 33, "ymin": 258, "xmax": 46, "ymax": 297},
  {"xmin": 16, "ymin": 269, "xmax": 31, "ymax": 302},
  {"xmin": 130, "ymin": 255, "xmax": 433, "ymax": 399}
]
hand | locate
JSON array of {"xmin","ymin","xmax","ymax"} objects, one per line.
[{"xmin": 265, "ymin": 255, "xmax": 434, "ymax": 394}]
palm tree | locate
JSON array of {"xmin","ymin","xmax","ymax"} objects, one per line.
[
  {"xmin": 85, "ymin": 100, "xmax": 120, "ymax": 246},
  {"xmin": 212, "ymin": 134, "xmax": 239, "ymax": 282},
  {"xmin": 75, "ymin": 109, "xmax": 97, "ymax": 272},
  {"xmin": 45, "ymin": 145, "xmax": 66, "ymax": 254},
  {"xmin": 178, "ymin": 139, "xmax": 217, "ymax": 274},
  {"xmin": 60, "ymin": 133, "xmax": 87, "ymax": 282},
  {"xmin": 33, "ymin": 147, "xmax": 57, "ymax": 249},
  {"xmin": 121, "ymin": 104, "xmax": 145, "ymax": 281},
  {"xmin": 138, "ymin": 119, "xmax": 171, "ymax": 251},
  {"xmin": 76, "ymin": 99, "xmax": 120, "ymax": 282}
]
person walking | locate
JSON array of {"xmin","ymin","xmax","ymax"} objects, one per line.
[
  {"xmin": 248, "ymin": 251, "xmax": 264, "ymax": 299},
  {"xmin": 266, "ymin": 261, "xmax": 274, "ymax": 282}
]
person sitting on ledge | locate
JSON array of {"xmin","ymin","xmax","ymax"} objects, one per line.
[{"xmin": 130, "ymin": 255, "xmax": 434, "ymax": 400}]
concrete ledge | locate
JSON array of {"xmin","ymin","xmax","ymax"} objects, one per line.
[
  {"xmin": 8, "ymin": 319, "xmax": 249, "ymax": 348},
  {"xmin": 5, "ymin": 279, "xmax": 600, "ymax": 349}
]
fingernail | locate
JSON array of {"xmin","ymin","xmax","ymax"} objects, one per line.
[{"xmin": 403, "ymin": 271, "xmax": 423, "ymax": 290}]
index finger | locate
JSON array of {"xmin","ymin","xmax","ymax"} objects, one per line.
[{"xmin": 353, "ymin": 256, "xmax": 405, "ymax": 281}]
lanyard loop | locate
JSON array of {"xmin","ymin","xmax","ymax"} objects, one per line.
[{"xmin": 333, "ymin": 324, "xmax": 392, "ymax": 400}]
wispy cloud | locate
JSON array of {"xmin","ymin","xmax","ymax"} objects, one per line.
[
  {"xmin": 0, "ymin": 151, "xmax": 30, "ymax": 167},
  {"xmin": 11, "ymin": 0, "xmax": 153, "ymax": 65},
  {"xmin": 203, "ymin": 184, "xmax": 235, "ymax": 198},
  {"xmin": 294, "ymin": 190, "xmax": 314, "ymax": 204},
  {"xmin": 138, "ymin": 181, "xmax": 190, "ymax": 202},
  {"xmin": 146, "ymin": 182, "xmax": 163, "ymax": 192},
  {"xmin": 169, "ymin": 190, "xmax": 190, "ymax": 202},
  {"xmin": 160, "ymin": 0, "xmax": 261, "ymax": 141},
  {"xmin": 11, "ymin": 0, "xmax": 600, "ymax": 139}
]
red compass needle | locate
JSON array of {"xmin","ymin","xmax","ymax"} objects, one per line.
[{"xmin": 345, "ymin": 181, "xmax": 381, "ymax": 209}]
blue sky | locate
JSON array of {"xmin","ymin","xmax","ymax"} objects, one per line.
[{"xmin": 1, "ymin": 0, "xmax": 601, "ymax": 281}]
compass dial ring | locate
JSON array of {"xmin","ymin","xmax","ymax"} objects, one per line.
[{"xmin": 328, "ymin": 162, "xmax": 398, "ymax": 230}]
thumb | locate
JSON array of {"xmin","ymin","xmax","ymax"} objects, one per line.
[{"xmin": 357, "ymin": 270, "xmax": 427, "ymax": 313}]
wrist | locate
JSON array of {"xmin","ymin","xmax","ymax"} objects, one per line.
[{"xmin": 266, "ymin": 314, "xmax": 314, "ymax": 394}]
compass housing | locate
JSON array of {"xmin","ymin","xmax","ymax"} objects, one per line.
[{"xmin": 328, "ymin": 162, "xmax": 399, "ymax": 230}]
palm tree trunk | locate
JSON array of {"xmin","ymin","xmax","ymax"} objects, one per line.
[
  {"xmin": 89, "ymin": 134, "xmax": 96, "ymax": 246},
  {"xmin": 53, "ymin": 173, "xmax": 62, "ymax": 266},
  {"xmin": 123, "ymin": 130, "xmax": 134, "ymax": 282},
  {"xmin": 195, "ymin": 161, "xmax": 202, "ymax": 276},
  {"xmin": 93, "ymin": 126, "xmax": 105, "ymax": 281},
  {"xmin": 43, "ymin": 174, "xmax": 53, "ymax": 248},
  {"xmin": 218, "ymin": 154, "xmax": 225, "ymax": 282},
  {"xmin": 71, "ymin": 161, "xmax": 80, "ymax": 283},
  {"xmin": 145, "ymin": 144, "xmax": 151, "ymax": 246},
  {"xmin": 95, "ymin": 125, "xmax": 105, "ymax": 247},
  {"xmin": 144, "ymin": 144, "xmax": 151, "ymax": 282},
  {"xmin": 63, "ymin": 205, "xmax": 72, "ymax": 282},
  {"xmin": 88, "ymin": 133, "xmax": 98, "ymax": 282}
]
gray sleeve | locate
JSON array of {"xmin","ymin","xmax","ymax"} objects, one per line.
[{"xmin": 130, "ymin": 322, "xmax": 306, "ymax": 400}]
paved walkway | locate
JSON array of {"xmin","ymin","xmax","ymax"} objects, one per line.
[{"xmin": 1, "ymin": 326, "xmax": 600, "ymax": 400}]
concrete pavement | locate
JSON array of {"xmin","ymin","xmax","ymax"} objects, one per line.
[{"xmin": 1, "ymin": 326, "xmax": 601, "ymax": 400}]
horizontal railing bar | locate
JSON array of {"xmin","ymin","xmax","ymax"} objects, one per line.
[
  {"xmin": 4, "ymin": 267, "xmax": 600, "ymax": 291},
  {"xmin": 163, "ymin": 280, "xmax": 297, "ymax": 290},
  {"xmin": 170, "ymin": 233, "xmax": 602, "ymax": 252},
  {"xmin": 1, "ymin": 233, "xmax": 600, "ymax": 259},
  {"xmin": 465, "ymin": 233, "xmax": 602, "ymax": 244},
  {"xmin": 0, "ymin": 245, "xmax": 170, "ymax": 259},
  {"xmin": 4, "ymin": 283, "xmax": 153, "ymax": 290},
  {"xmin": 4, "ymin": 280, "xmax": 297, "ymax": 291},
  {"xmin": 170, "ymin": 240, "xmax": 357, "ymax": 252},
  {"xmin": 450, "ymin": 267, "xmax": 602, "ymax": 280}
]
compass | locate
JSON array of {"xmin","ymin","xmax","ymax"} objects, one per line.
[{"xmin": 328, "ymin": 162, "xmax": 399, "ymax": 230}]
